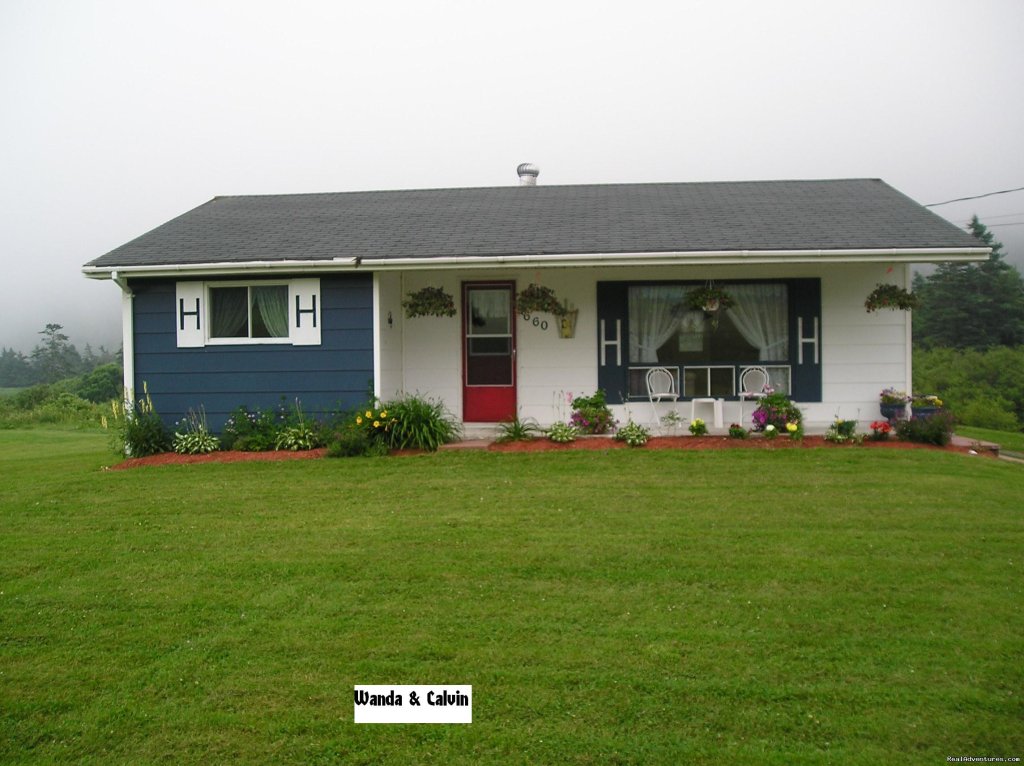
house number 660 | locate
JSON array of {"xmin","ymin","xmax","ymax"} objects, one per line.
[{"xmin": 521, "ymin": 312, "xmax": 549, "ymax": 330}]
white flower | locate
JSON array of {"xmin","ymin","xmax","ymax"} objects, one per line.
[{"xmin": 765, "ymin": 424, "xmax": 776, "ymax": 432}]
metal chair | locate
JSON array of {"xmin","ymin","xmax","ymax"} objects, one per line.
[
  {"xmin": 738, "ymin": 365, "xmax": 770, "ymax": 427},
  {"xmin": 645, "ymin": 367, "xmax": 679, "ymax": 425}
]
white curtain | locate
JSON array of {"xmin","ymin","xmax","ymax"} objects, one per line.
[
  {"xmin": 471, "ymin": 290, "xmax": 507, "ymax": 320},
  {"xmin": 254, "ymin": 286, "xmax": 289, "ymax": 338},
  {"xmin": 726, "ymin": 284, "xmax": 788, "ymax": 361},
  {"xmin": 628, "ymin": 286, "xmax": 682, "ymax": 363},
  {"xmin": 211, "ymin": 287, "xmax": 248, "ymax": 337}
]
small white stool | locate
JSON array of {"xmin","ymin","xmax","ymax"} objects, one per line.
[{"xmin": 690, "ymin": 398, "xmax": 724, "ymax": 429}]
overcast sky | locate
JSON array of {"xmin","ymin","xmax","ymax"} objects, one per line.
[{"xmin": 2, "ymin": 0, "xmax": 1023, "ymax": 353}]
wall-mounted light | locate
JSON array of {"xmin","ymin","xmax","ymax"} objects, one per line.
[{"xmin": 387, "ymin": 311, "xmax": 393, "ymax": 328}]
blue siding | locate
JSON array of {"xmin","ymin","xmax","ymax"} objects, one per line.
[{"xmin": 130, "ymin": 275, "xmax": 373, "ymax": 431}]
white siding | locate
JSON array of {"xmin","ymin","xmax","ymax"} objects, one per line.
[{"xmin": 377, "ymin": 263, "xmax": 911, "ymax": 429}]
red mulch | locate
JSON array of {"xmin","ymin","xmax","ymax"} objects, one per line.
[
  {"xmin": 109, "ymin": 435, "xmax": 992, "ymax": 469},
  {"xmin": 110, "ymin": 448, "xmax": 328, "ymax": 470}
]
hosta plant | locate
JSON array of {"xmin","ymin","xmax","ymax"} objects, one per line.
[
  {"xmin": 547, "ymin": 422, "xmax": 578, "ymax": 444},
  {"xmin": 173, "ymin": 407, "xmax": 220, "ymax": 455},
  {"xmin": 614, "ymin": 421, "xmax": 650, "ymax": 447}
]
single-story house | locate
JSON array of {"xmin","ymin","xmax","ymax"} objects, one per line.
[{"xmin": 83, "ymin": 170, "xmax": 988, "ymax": 434}]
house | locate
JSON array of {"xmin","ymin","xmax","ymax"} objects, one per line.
[{"xmin": 83, "ymin": 169, "xmax": 988, "ymax": 434}]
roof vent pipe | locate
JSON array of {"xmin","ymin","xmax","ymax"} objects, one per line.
[{"xmin": 517, "ymin": 163, "xmax": 539, "ymax": 186}]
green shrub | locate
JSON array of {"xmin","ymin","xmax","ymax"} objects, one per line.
[
  {"xmin": 11, "ymin": 385, "xmax": 54, "ymax": 410},
  {"xmin": 728, "ymin": 423, "xmax": 748, "ymax": 439},
  {"xmin": 110, "ymin": 388, "xmax": 171, "ymax": 457},
  {"xmin": 957, "ymin": 398, "xmax": 1019, "ymax": 432},
  {"xmin": 0, "ymin": 385, "xmax": 105, "ymax": 429},
  {"xmin": 825, "ymin": 419, "xmax": 859, "ymax": 443},
  {"xmin": 36, "ymin": 393, "xmax": 100, "ymax": 424},
  {"xmin": 689, "ymin": 418, "xmax": 708, "ymax": 436},
  {"xmin": 914, "ymin": 346, "xmax": 1024, "ymax": 430},
  {"xmin": 383, "ymin": 395, "xmax": 459, "ymax": 451},
  {"xmin": 325, "ymin": 428, "xmax": 389, "ymax": 458},
  {"xmin": 60, "ymin": 364, "xmax": 122, "ymax": 403},
  {"xmin": 896, "ymin": 411, "xmax": 956, "ymax": 446},
  {"xmin": 220, "ymin": 406, "xmax": 283, "ymax": 451},
  {"xmin": 570, "ymin": 390, "xmax": 616, "ymax": 434}
]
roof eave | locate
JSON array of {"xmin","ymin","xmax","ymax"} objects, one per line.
[{"xmin": 82, "ymin": 247, "xmax": 991, "ymax": 279}]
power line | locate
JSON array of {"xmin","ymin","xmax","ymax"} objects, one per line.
[
  {"xmin": 925, "ymin": 185, "xmax": 1024, "ymax": 207},
  {"xmin": 966, "ymin": 211, "xmax": 1024, "ymax": 221}
]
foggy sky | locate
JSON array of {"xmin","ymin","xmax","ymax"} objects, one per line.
[{"xmin": 2, "ymin": 0, "xmax": 1023, "ymax": 353}]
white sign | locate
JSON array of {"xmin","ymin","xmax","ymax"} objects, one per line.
[{"xmin": 353, "ymin": 685, "xmax": 472, "ymax": 724}]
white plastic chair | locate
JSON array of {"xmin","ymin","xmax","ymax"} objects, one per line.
[
  {"xmin": 738, "ymin": 366, "xmax": 770, "ymax": 427},
  {"xmin": 646, "ymin": 367, "xmax": 679, "ymax": 425}
]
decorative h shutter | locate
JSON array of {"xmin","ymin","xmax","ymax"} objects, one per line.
[
  {"xmin": 175, "ymin": 282, "xmax": 205, "ymax": 348},
  {"xmin": 289, "ymin": 278, "xmax": 321, "ymax": 345},
  {"xmin": 596, "ymin": 282, "xmax": 628, "ymax": 404},
  {"xmin": 788, "ymin": 278, "xmax": 822, "ymax": 402}
]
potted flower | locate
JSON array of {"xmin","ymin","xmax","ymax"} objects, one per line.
[
  {"xmin": 879, "ymin": 387, "xmax": 909, "ymax": 421},
  {"xmin": 684, "ymin": 285, "xmax": 735, "ymax": 329},
  {"xmin": 685, "ymin": 284, "xmax": 735, "ymax": 313},
  {"xmin": 516, "ymin": 284, "xmax": 567, "ymax": 319},
  {"xmin": 911, "ymin": 394, "xmax": 943, "ymax": 418},
  {"xmin": 402, "ymin": 286, "xmax": 456, "ymax": 318},
  {"xmin": 864, "ymin": 283, "xmax": 919, "ymax": 313}
]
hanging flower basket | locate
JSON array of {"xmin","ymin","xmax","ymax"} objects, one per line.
[
  {"xmin": 864, "ymin": 283, "xmax": 919, "ymax": 313},
  {"xmin": 684, "ymin": 285, "xmax": 735, "ymax": 314},
  {"xmin": 516, "ymin": 284, "xmax": 567, "ymax": 319},
  {"xmin": 402, "ymin": 286, "xmax": 456, "ymax": 318}
]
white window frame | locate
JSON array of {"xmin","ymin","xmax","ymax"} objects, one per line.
[
  {"xmin": 206, "ymin": 281, "xmax": 291, "ymax": 345},
  {"xmin": 175, "ymin": 278, "xmax": 321, "ymax": 348}
]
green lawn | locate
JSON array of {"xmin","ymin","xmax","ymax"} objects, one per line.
[
  {"xmin": 2, "ymin": 430, "xmax": 1022, "ymax": 764},
  {"xmin": 957, "ymin": 425, "xmax": 1024, "ymax": 454}
]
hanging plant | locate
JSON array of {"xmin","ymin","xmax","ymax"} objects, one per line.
[
  {"xmin": 864, "ymin": 283, "xmax": 919, "ymax": 313},
  {"xmin": 516, "ymin": 284, "xmax": 567, "ymax": 318},
  {"xmin": 402, "ymin": 286, "xmax": 456, "ymax": 318},
  {"xmin": 684, "ymin": 285, "xmax": 735, "ymax": 314}
]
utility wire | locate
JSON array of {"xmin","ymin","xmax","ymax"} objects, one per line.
[{"xmin": 926, "ymin": 186, "xmax": 1024, "ymax": 207}]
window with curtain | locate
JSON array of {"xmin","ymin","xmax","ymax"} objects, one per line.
[
  {"xmin": 627, "ymin": 282, "xmax": 788, "ymax": 366},
  {"xmin": 210, "ymin": 285, "xmax": 289, "ymax": 340}
]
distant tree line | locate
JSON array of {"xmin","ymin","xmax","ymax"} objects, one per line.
[
  {"xmin": 912, "ymin": 217, "xmax": 1024, "ymax": 431},
  {"xmin": 1, "ymin": 323, "xmax": 121, "ymax": 388}
]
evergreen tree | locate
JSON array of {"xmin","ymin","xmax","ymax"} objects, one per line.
[
  {"xmin": 913, "ymin": 216, "xmax": 1024, "ymax": 349},
  {"xmin": 0, "ymin": 347, "xmax": 35, "ymax": 387},
  {"xmin": 30, "ymin": 323, "xmax": 83, "ymax": 383}
]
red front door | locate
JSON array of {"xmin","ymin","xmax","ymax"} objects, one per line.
[{"xmin": 463, "ymin": 282, "xmax": 516, "ymax": 422}]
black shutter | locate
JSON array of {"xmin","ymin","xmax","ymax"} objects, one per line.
[
  {"xmin": 788, "ymin": 278, "xmax": 822, "ymax": 402},
  {"xmin": 596, "ymin": 282, "xmax": 629, "ymax": 404}
]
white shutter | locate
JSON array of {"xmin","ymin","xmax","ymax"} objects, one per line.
[
  {"xmin": 175, "ymin": 282, "xmax": 205, "ymax": 348},
  {"xmin": 289, "ymin": 278, "xmax": 321, "ymax": 345}
]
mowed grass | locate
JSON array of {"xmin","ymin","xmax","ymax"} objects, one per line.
[
  {"xmin": 957, "ymin": 425, "xmax": 1024, "ymax": 454},
  {"xmin": 1, "ymin": 430, "xmax": 1022, "ymax": 765}
]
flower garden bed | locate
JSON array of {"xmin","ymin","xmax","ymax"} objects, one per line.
[{"xmin": 111, "ymin": 434, "xmax": 994, "ymax": 468}]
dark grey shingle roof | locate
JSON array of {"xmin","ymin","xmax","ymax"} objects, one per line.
[{"xmin": 85, "ymin": 179, "xmax": 981, "ymax": 269}]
